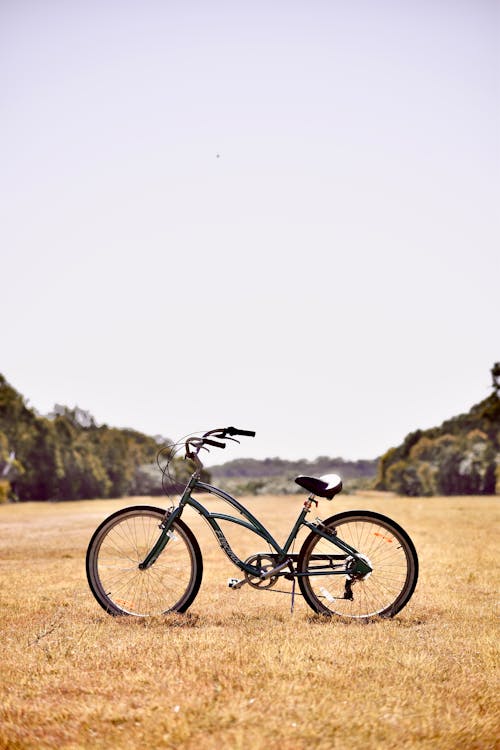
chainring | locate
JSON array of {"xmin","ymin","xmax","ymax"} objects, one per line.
[{"xmin": 244, "ymin": 554, "xmax": 280, "ymax": 589}]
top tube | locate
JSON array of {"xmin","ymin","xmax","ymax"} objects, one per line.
[{"xmin": 192, "ymin": 481, "xmax": 283, "ymax": 553}]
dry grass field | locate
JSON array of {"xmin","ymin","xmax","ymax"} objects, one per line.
[{"xmin": 0, "ymin": 491, "xmax": 498, "ymax": 749}]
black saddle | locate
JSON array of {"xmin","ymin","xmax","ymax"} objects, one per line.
[{"xmin": 294, "ymin": 473, "xmax": 343, "ymax": 500}]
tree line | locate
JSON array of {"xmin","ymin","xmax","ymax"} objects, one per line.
[
  {"xmin": 210, "ymin": 456, "xmax": 377, "ymax": 481},
  {"xmin": 2, "ymin": 367, "xmax": 499, "ymax": 501},
  {"xmin": 376, "ymin": 388, "xmax": 500, "ymax": 496},
  {"xmin": 210, "ymin": 455, "xmax": 377, "ymax": 495},
  {"xmin": 0, "ymin": 374, "xmax": 175, "ymax": 502}
]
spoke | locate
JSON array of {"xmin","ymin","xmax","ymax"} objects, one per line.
[
  {"xmin": 301, "ymin": 515, "xmax": 414, "ymax": 618},
  {"xmin": 89, "ymin": 510, "xmax": 198, "ymax": 616}
]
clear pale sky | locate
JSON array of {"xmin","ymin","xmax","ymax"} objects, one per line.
[{"xmin": 1, "ymin": 1, "xmax": 499, "ymax": 464}]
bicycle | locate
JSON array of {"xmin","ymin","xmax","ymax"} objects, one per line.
[{"xmin": 86, "ymin": 427, "xmax": 418, "ymax": 619}]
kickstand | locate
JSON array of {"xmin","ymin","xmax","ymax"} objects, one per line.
[{"xmin": 291, "ymin": 577, "xmax": 296, "ymax": 614}]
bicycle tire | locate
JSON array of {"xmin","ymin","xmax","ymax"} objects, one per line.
[
  {"xmin": 86, "ymin": 505, "xmax": 203, "ymax": 616},
  {"xmin": 298, "ymin": 510, "xmax": 418, "ymax": 619}
]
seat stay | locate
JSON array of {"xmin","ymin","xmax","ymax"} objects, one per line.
[{"xmin": 302, "ymin": 519, "xmax": 362, "ymax": 557}]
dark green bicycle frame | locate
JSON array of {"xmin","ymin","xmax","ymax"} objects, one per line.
[{"xmin": 140, "ymin": 476, "xmax": 372, "ymax": 577}]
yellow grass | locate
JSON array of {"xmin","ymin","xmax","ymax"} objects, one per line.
[{"xmin": 0, "ymin": 492, "xmax": 498, "ymax": 749}]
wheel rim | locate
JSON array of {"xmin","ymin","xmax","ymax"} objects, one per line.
[
  {"xmin": 302, "ymin": 516, "xmax": 414, "ymax": 618},
  {"xmin": 91, "ymin": 510, "xmax": 197, "ymax": 616}
]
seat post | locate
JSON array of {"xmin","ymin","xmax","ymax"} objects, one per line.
[
  {"xmin": 303, "ymin": 495, "xmax": 318, "ymax": 512},
  {"xmin": 283, "ymin": 499, "xmax": 317, "ymax": 552}
]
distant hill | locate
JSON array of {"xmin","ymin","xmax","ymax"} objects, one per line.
[
  {"xmin": 376, "ymin": 378, "xmax": 500, "ymax": 496},
  {"xmin": 210, "ymin": 456, "xmax": 378, "ymax": 495}
]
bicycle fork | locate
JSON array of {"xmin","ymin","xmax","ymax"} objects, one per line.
[
  {"xmin": 138, "ymin": 507, "xmax": 180, "ymax": 570},
  {"xmin": 139, "ymin": 472, "xmax": 200, "ymax": 570}
]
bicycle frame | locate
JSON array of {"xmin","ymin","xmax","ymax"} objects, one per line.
[
  {"xmin": 87, "ymin": 428, "xmax": 417, "ymax": 619},
  {"xmin": 139, "ymin": 474, "xmax": 372, "ymax": 579}
]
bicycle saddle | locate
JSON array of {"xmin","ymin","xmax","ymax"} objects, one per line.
[{"xmin": 294, "ymin": 473, "xmax": 343, "ymax": 499}]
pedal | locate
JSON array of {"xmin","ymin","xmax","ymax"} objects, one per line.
[{"xmin": 227, "ymin": 577, "xmax": 246, "ymax": 589}]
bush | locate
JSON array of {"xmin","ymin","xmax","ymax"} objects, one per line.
[{"xmin": 0, "ymin": 480, "xmax": 10, "ymax": 504}]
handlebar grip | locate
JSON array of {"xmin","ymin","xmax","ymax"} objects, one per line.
[
  {"xmin": 227, "ymin": 427, "xmax": 256, "ymax": 438},
  {"xmin": 203, "ymin": 438, "xmax": 226, "ymax": 448}
]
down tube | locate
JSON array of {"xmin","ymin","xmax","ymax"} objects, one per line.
[{"xmin": 192, "ymin": 482, "xmax": 285, "ymax": 568}]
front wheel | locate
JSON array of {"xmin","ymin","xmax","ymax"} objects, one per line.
[
  {"xmin": 298, "ymin": 510, "xmax": 418, "ymax": 619},
  {"xmin": 86, "ymin": 506, "xmax": 203, "ymax": 616}
]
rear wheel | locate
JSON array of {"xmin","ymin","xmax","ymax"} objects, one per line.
[
  {"xmin": 86, "ymin": 506, "xmax": 203, "ymax": 616},
  {"xmin": 298, "ymin": 510, "xmax": 418, "ymax": 619}
]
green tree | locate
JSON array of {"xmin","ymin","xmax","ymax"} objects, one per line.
[{"xmin": 377, "ymin": 366, "xmax": 500, "ymax": 496}]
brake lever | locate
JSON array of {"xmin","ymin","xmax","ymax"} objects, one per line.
[
  {"xmin": 204, "ymin": 428, "xmax": 226, "ymax": 440},
  {"xmin": 202, "ymin": 428, "xmax": 239, "ymax": 445}
]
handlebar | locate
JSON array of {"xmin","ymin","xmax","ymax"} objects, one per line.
[
  {"xmin": 226, "ymin": 427, "xmax": 256, "ymax": 438},
  {"xmin": 202, "ymin": 438, "xmax": 227, "ymax": 449},
  {"xmin": 185, "ymin": 426, "xmax": 256, "ymax": 467},
  {"xmin": 203, "ymin": 426, "xmax": 256, "ymax": 440}
]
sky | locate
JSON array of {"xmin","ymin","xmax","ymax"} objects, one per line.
[{"xmin": 1, "ymin": 0, "xmax": 499, "ymax": 465}]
